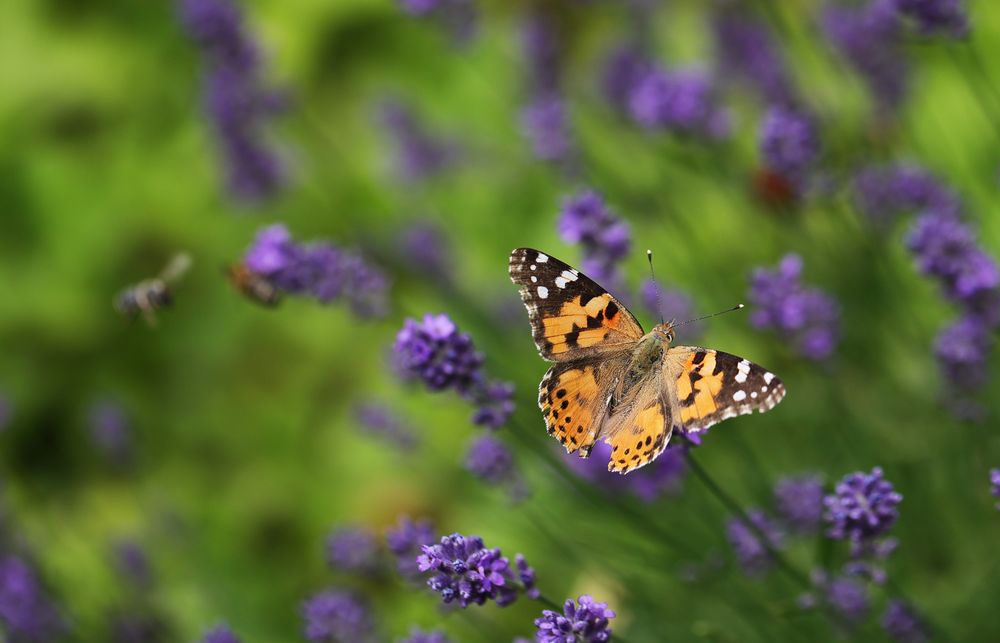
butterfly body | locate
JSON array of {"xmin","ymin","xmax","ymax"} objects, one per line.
[{"xmin": 510, "ymin": 248, "xmax": 785, "ymax": 474}]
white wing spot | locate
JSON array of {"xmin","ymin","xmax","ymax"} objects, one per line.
[
  {"xmin": 560, "ymin": 269, "xmax": 578, "ymax": 282},
  {"xmin": 750, "ymin": 391, "xmax": 758, "ymax": 399},
  {"xmin": 733, "ymin": 390, "xmax": 747, "ymax": 402},
  {"xmin": 763, "ymin": 372, "xmax": 774, "ymax": 384},
  {"xmin": 761, "ymin": 386, "xmax": 768, "ymax": 393},
  {"xmin": 531, "ymin": 276, "xmax": 538, "ymax": 283},
  {"xmin": 735, "ymin": 359, "xmax": 751, "ymax": 384},
  {"xmin": 555, "ymin": 277, "xmax": 567, "ymax": 288},
  {"xmin": 536, "ymin": 254, "xmax": 549, "ymax": 263},
  {"xmin": 537, "ymin": 286, "xmax": 549, "ymax": 299},
  {"xmin": 530, "ymin": 264, "xmax": 537, "ymax": 271}
]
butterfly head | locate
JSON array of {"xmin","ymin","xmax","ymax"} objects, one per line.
[{"xmin": 652, "ymin": 321, "xmax": 675, "ymax": 345}]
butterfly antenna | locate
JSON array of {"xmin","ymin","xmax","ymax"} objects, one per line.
[
  {"xmin": 675, "ymin": 304, "xmax": 745, "ymax": 327},
  {"xmin": 646, "ymin": 249, "xmax": 664, "ymax": 325}
]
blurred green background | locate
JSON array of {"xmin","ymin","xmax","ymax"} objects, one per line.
[{"xmin": 2, "ymin": 0, "xmax": 1000, "ymax": 640}]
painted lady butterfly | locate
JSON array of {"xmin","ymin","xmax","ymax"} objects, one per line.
[{"xmin": 509, "ymin": 248, "xmax": 785, "ymax": 474}]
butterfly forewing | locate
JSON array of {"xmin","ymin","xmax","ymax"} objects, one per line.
[
  {"xmin": 666, "ymin": 347, "xmax": 786, "ymax": 432},
  {"xmin": 509, "ymin": 248, "xmax": 643, "ymax": 362}
]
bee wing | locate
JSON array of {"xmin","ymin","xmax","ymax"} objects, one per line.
[{"xmin": 159, "ymin": 253, "xmax": 192, "ymax": 282}]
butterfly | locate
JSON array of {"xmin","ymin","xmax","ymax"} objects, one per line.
[{"xmin": 509, "ymin": 248, "xmax": 785, "ymax": 474}]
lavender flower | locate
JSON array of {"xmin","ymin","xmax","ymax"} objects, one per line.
[
  {"xmin": 627, "ymin": 66, "xmax": 730, "ymax": 139},
  {"xmin": 534, "ymin": 595, "xmax": 616, "ymax": 643},
  {"xmin": 521, "ymin": 94, "xmax": 575, "ymax": 164},
  {"xmin": 558, "ymin": 190, "xmax": 631, "ymax": 288},
  {"xmin": 601, "ymin": 44, "xmax": 652, "ymax": 114},
  {"xmin": 302, "ymin": 590, "xmax": 374, "ymax": 643},
  {"xmin": 242, "ymin": 224, "xmax": 390, "ymax": 318},
  {"xmin": 464, "ymin": 435, "xmax": 514, "ymax": 484},
  {"xmin": 824, "ymin": 467, "xmax": 903, "ymax": 541},
  {"xmin": 0, "ymin": 556, "xmax": 65, "ymax": 641},
  {"xmin": 774, "ymin": 475, "xmax": 824, "ymax": 534},
  {"xmin": 906, "ymin": 212, "xmax": 1000, "ymax": 304},
  {"xmin": 990, "ymin": 468, "xmax": 1000, "ymax": 510},
  {"xmin": 379, "ymin": 101, "xmax": 460, "ymax": 182},
  {"xmin": 515, "ymin": 554, "xmax": 539, "ymax": 600},
  {"xmin": 934, "ymin": 316, "xmax": 993, "ymax": 389},
  {"xmin": 88, "ymin": 400, "xmax": 133, "ymax": 463},
  {"xmin": 758, "ymin": 105, "xmax": 819, "ymax": 189},
  {"xmin": 894, "ymin": 0, "xmax": 969, "ymax": 38},
  {"xmin": 748, "ymin": 254, "xmax": 840, "ymax": 360},
  {"xmin": 398, "ymin": 629, "xmax": 451, "ymax": 643},
  {"xmin": 726, "ymin": 510, "xmax": 785, "ymax": 576},
  {"xmin": 326, "ymin": 526, "xmax": 380, "ymax": 574},
  {"xmin": 416, "ymin": 533, "xmax": 520, "ymax": 607},
  {"xmin": 201, "ymin": 624, "xmax": 241, "ymax": 643},
  {"xmin": 711, "ymin": 13, "xmax": 795, "ymax": 105},
  {"xmin": 825, "ymin": 575, "xmax": 870, "ymax": 623},
  {"xmin": 393, "ymin": 314, "xmax": 483, "ymax": 393},
  {"xmin": 180, "ymin": 0, "xmax": 285, "ymax": 201},
  {"xmin": 387, "ymin": 516, "xmax": 436, "ymax": 578},
  {"xmin": 468, "ymin": 380, "xmax": 515, "ymax": 429},
  {"xmin": 111, "ymin": 540, "xmax": 153, "ymax": 589},
  {"xmin": 566, "ymin": 441, "xmax": 687, "ymax": 502},
  {"xmin": 852, "ymin": 163, "xmax": 962, "ymax": 226},
  {"xmin": 882, "ymin": 599, "xmax": 929, "ymax": 642},
  {"xmin": 822, "ymin": 1, "xmax": 909, "ymax": 115},
  {"xmin": 354, "ymin": 402, "xmax": 420, "ymax": 451}
]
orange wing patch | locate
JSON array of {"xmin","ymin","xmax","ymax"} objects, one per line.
[
  {"xmin": 542, "ymin": 294, "xmax": 638, "ymax": 355},
  {"xmin": 677, "ymin": 350, "xmax": 724, "ymax": 423},
  {"xmin": 538, "ymin": 364, "xmax": 602, "ymax": 455},
  {"xmin": 605, "ymin": 400, "xmax": 671, "ymax": 474}
]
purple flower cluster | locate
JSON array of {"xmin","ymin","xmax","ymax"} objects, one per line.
[
  {"xmin": 882, "ymin": 599, "xmax": 930, "ymax": 642},
  {"xmin": 824, "ymin": 467, "xmax": 902, "ymax": 542},
  {"xmin": 394, "ymin": 313, "xmax": 484, "ymax": 392},
  {"xmin": 822, "ymin": 1, "xmax": 909, "ymax": 115},
  {"xmin": 558, "ymin": 190, "xmax": 631, "ymax": 289},
  {"xmin": 627, "ymin": 67, "xmax": 730, "ymax": 139},
  {"xmin": 387, "ymin": 516, "xmax": 437, "ymax": 578},
  {"xmin": 202, "ymin": 624, "xmax": 241, "ymax": 643},
  {"xmin": 354, "ymin": 402, "xmax": 420, "ymax": 451},
  {"xmin": 416, "ymin": 534, "xmax": 527, "ymax": 607},
  {"xmin": 180, "ymin": 0, "xmax": 286, "ymax": 201},
  {"xmin": 758, "ymin": 105, "xmax": 820, "ymax": 191},
  {"xmin": 894, "ymin": 0, "xmax": 969, "ymax": 38},
  {"xmin": 378, "ymin": 101, "xmax": 460, "ymax": 183},
  {"xmin": 852, "ymin": 163, "xmax": 962, "ymax": 227},
  {"xmin": 534, "ymin": 595, "xmax": 616, "ymax": 643},
  {"xmin": 398, "ymin": 629, "xmax": 451, "ymax": 643},
  {"xmin": 468, "ymin": 381, "xmax": 516, "ymax": 430},
  {"xmin": 519, "ymin": 14, "xmax": 575, "ymax": 166},
  {"xmin": 824, "ymin": 574, "xmax": 871, "ymax": 623},
  {"xmin": 990, "ymin": 469, "xmax": 1000, "ymax": 510},
  {"xmin": 566, "ymin": 441, "xmax": 687, "ymax": 502},
  {"xmin": 326, "ymin": 526, "xmax": 380, "ymax": 575},
  {"xmin": 464, "ymin": 435, "xmax": 514, "ymax": 484},
  {"xmin": 711, "ymin": 12, "xmax": 796, "ymax": 106},
  {"xmin": 748, "ymin": 254, "xmax": 840, "ymax": 360},
  {"xmin": 726, "ymin": 510, "xmax": 785, "ymax": 576},
  {"xmin": 302, "ymin": 590, "xmax": 374, "ymax": 643},
  {"xmin": 601, "ymin": 45, "xmax": 652, "ymax": 114},
  {"xmin": 243, "ymin": 224, "xmax": 390, "ymax": 319},
  {"xmin": 906, "ymin": 213, "xmax": 999, "ymax": 306},
  {"xmin": 773, "ymin": 475, "xmax": 825, "ymax": 534},
  {"xmin": 0, "ymin": 555, "xmax": 65, "ymax": 641}
]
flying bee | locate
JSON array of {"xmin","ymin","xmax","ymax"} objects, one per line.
[
  {"xmin": 225, "ymin": 262, "xmax": 281, "ymax": 307},
  {"xmin": 114, "ymin": 253, "xmax": 192, "ymax": 326}
]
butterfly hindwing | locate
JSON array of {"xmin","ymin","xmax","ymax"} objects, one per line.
[
  {"xmin": 666, "ymin": 347, "xmax": 786, "ymax": 432},
  {"xmin": 509, "ymin": 248, "xmax": 643, "ymax": 362},
  {"xmin": 538, "ymin": 357, "xmax": 626, "ymax": 457},
  {"xmin": 601, "ymin": 378, "xmax": 672, "ymax": 474}
]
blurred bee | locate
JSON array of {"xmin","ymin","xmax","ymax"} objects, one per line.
[
  {"xmin": 114, "ymin": 253, "xmax": 192, "ymax": 326},
  {"xmin": 225, "ymin": 262, "xmax": 281, "ymax": 307}
]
